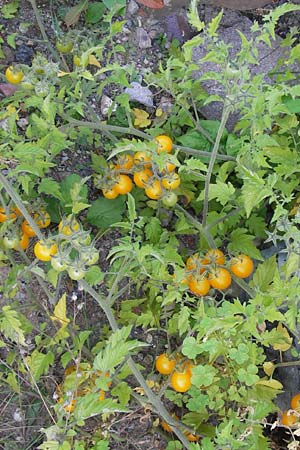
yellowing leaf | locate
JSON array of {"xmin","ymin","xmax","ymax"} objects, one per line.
[
  {"xmin": 133, "ymin": 108, "xmax": 151, "ymax": 128},
  {"xmin": 272, "ymin": 323, "xmax": 292, "ymax": 352},
  {"xmin": 263, "ymin": 361, "xmax": 275, "ymax": 377},
  {"xmin": 57, "ymin": 70, "xmax": 70, "ymax": 77},
  {"xmin": 256, "ymin": 379, "xmax": 283, "ymax": 390},
  {"xmin": 51, "ymin": 293, "xmax": 70, "ymax": 327},
  {"xmin": 88, "ymin": 54, "xmax": 101, "ymax": 67},
  {"xmin": 155, "ymin": 107, "xmax": 163, "ymax": 117}
]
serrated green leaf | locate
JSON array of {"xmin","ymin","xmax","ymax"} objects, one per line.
[
  {"xmin": 250, "ymin": 256, "xmax": 277, "ymax": 291},
  {"xmin": 38, "ymin": 178, "xmax": 63, "ymax": 201},
  {"xmin": 0, "ymin": 306, "xmax": 26, "ymax": 346},
  {"xmin": 84, "ymin": 266, "xmax": 104, "ymax": 286},
  {"xmin": 207, "ymin": 10, "xmax": 222, "ymax": 36},
  {"xmin": 93, "ymin": 326, "xmax": 145, "ymax": 373},
  {"xmin": 145, "ymin": 217, "xmax": 162, "ymax": 245},
  {"xmin": 7, "ymin": 33, "xmax": 17, "ymax": 49},
  {"xmin": 111, "ymin": 382, "xmax": 131, "ymax": 407},
  {"xmin": 228, "ymin": 228, "xmax": 263, "ymax": 260},
  {"xmin": 74, "ymin": 394, "xmax": 123, "ymax": 420},
  {"xmin": 182, "ymin": 336, "xmax": 203, "ymax": 359},
  {"xmin": 85, "ymin": 2, "xmax": 105, "ymax": 24},
  {"xmin": 178, "ymin": 306, "xmax": 190, "ymax": 336},
  {"xmin": 26, "ymin": 350, "xmax": 54, "ymax": 381},
  {"xmin": 87, "ymin": 197, "xmax": 126, "ymax": 228},
  {"xmin": 127, "ymin": 193, "xmax": 136, "ymax": 223}
]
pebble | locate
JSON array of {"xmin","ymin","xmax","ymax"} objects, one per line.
[
  {"xmin": 127, "ymin": 0, "xmax": 139, "ymax": 15},
  {"xmin": 124, "ymin": 81, "xmax": 154, "ymax": 107},
  {"xmin": 136, "ymin": 27, "xmax": 152, "ymax": 49}
]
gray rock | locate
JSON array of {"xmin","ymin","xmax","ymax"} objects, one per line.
[
  {"xmin": 127, "ymin": 0, "xmax": 139, "ymax": 15},
  {"xmin": 136, "ymin": 27, "xmax": 152, "ymax": 49},
  {"xmin": 193, "ymin": 7, "xmax": 300, "ymax": 130},
  {"xmin": 124, "ymin": 81, "xmax": 154, "ymax": 107}
]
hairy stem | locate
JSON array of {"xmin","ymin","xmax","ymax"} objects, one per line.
[
  {"xmin": 176, "ymin": 145, "xmax": 235, "ymax": 162},
  {"xmin": 202, "ymin": 104, "xmax": 232, "ymax": 228},
  {"xmin": 175, "ymin": 203, "xmax": 215, "ymax": 248}
]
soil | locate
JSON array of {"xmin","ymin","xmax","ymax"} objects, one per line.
[{"xmin": 0, "ymin": 1, "xmax": 300, "ymax": 449}]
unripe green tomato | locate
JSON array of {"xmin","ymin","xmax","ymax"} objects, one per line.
[
  {"xmin": 68, "ymin": 267, "xmax": 86, "ymax": 281},
  {"xmin": 162, "ymin": 192, "xmax": 178, "ymax": 207},
  {"xmin": 3, "ymin": 235, "xmax": 19, "ymax": 249},
  {"xmin": 80, "ymin": 249, "xmax": 99, "ymax": 266},
  {"xmin": 56, "ymin": 40, "xmax": 73, "ymax": 54},
  {"xmin": 51, "ymin": 255, "xmax": 67, "ymax": 273}
]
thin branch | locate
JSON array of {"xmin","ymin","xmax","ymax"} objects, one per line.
[
  {"xmin": 176, "ymin": 144, "xmax": 235, "ymax": 162},
  {"xmin": 202, "ymin": 104, "xmax": 232, "ymax": 228}
]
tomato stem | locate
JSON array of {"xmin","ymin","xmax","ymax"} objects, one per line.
[{"xmin": 202, "ymin": 103, "xmax": 232, "ymax": 228}]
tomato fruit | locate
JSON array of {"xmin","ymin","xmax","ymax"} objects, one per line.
[
  {"xmin": 3, "ymin": 235, "xmax": 19, "ymax": 249},
  {"xmin": 58, "ymin": 215, "xmax": 80, "ymax": 236},
  {"xmin": 162, "ymin": 173, "xmax": 181, "ymax": 190},
  {"xmin": 98, "ymin": 390, "xmax": 106, "ymax": 401},
  {"xmin": 209, "ymin": 268, "xmax": 232, "ymax": 290},
  {"xmin": 188, "ymin": 276, "xmax": 211, "ymax": 296},
  {"xmin": 51, "ymin": 255, "xmax": 68, "ymax": 272},
  {"xmin": 184, "ymin": 432, "xmax": 200, "ymax": 442},
  {"xmin": 21, "ymin": 220, "xmax": 36, "ymax": 237},
  {"xmin": 63, "ymin": 399, "xmax": 76, "ymax": 413},
  {"xmin": 291, "ymin": 393, "xmax": 300, "ymax": 411},
  {"xmin": 162, "ymin": 161, "xmax": 176, "ymax": 173},
  {"xmin": 145, "ymin": 180, "xmax": 163, "ymax": 200},
  {"xmin": 186, "ymin": 254, "xmax": 206, "ymax": 275},
  {"xmin": 115, "ymin": 153, "xmax": 134, "ymax": 170},
  {"xmin": 13, "ymin": 233, "xmax": 30, "ymax": 251},
  {"xmin": 68, "ymin": 265, "xmax": 86, "ymax": 281},
  {"xmin": 133, "ymin": 169, "xmax": 153, "ymax": 188},
  {"xmin": 5, "ymin": 66, "xmax": 24, "ymax": 84},
  {"xmin": 155, "ymin": 353, "xmax": 176, "ymax": 375},
  {"xmin": 115, "ymin": 174, "xmax": 133, "ymax": 195},
  {"xmin": 281, "ymin": 411, "xmax": 298, "ymax": 427},
  {"xmin": 0, "ymin": 207, "xmax": 18, "ymax": 223},
  {"xmin": 203, "ymin": 249, "xmax": 225, "ymax": 266},
  {"xmin": 161, "ymin": 415, "xmax": 178, "ymax": 433},
  {"xmin": 230, "ymin": 254, "xmax": 254, "ymax": 278},
  {"xmin": 56, "ymin": 40, "xmax": 73, "ymax": 54},
  {"xmin": 80, "ymin": 248, "xmax": 99, "ymax": 266},
  {"xmin": 34, "ymin": 241, "xmax": 57, "ymax": 261},
  {"xmin": 133, "ymin": 151, "xmax": 152, "ymax": 168},
  {"xmin": 34, "ymin": 211, "xmax": 51, "ymax": 228},
  {"xmin": 162, "ymin": 192, "xmax": 178, "ymax": 207},
  {"xmin": 102, "ymin": 186, "xmax": 119, "ymax": 199},
  {"xmin": 155, "ymin": 135, "xmax": 173, "ymax": 154},
  {"xmin": 170, "ymin": 369, "xmax": 192, "ymax": 393}
]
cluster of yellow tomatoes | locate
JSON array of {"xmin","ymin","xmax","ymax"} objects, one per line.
[
  {"xmin": 155, "ymin": 353, "xmax": 201, "ymax": 442},
  {"xmin": 55, "ymin": 363, "xmax": 111, "ymax": 414},
  {"xmin": 281, "ymin": 393, "xmax": 300, "ymax": 427},
  {"xmin": 95, "ymin": 135, "xmax": 180, "ymax": 206},
  {"xmin": 0, "ymin": 206, "xmax": 99, "ymax": 281},
  {"xmin": 0, "ymin": 206, "xmax": 51, "ymax": 251},
  {"xmin": 184, "ymin": 249, "xmax": 254, "ymax": 297}
]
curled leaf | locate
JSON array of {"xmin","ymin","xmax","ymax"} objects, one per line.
[{"xmin": 133, "ymin": 108, "xmax": 151, "ymax": 128}]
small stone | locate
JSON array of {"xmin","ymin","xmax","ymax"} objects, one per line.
[
  {"xmin": 127, "ymin": 0, "xmax": 139, "ymax": 15},
  {"xmin": 136, "ymin": 28, "xmax": 152, "ymax": 49},
  {"xmin": 17, "ymin": 118, "xmax": 28, "ymax": 130},
  {"xmin": 124, "ymin": 81, "xmax": 154, "ymax": 107},
  {"xmin": 100, "ymin": 95, "xmax": 116, "ymax": 116}
]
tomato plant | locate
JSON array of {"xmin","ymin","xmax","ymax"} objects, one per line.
[
  {"xmin": 21, "ymin": 220, "xmax": 36, "ymax": 237},
  {"xmin": 58, "ymin": 215, "xmax": 80, "ymax": 236},
  {"xmin": 56, "ymin": 40, "xmax": 74, "ymax": 54},
  {"xmin": 281, "ymin": 411, "xmax": 298, "ymax": 427},
  {"xmin": 102, "ymin": 186, "xmax": 119, "ymax": 199},
  {"xmin": 188, "ymin": 275, "xmax": 211, "ymax": 296},
  {"xmin": 203, "ymin": 248, "xmax": 225, "ymax": 266},
  {"xmin": 133, "ymin": 169, "xmax": 153, "ymax": 188},
  {"xmin": 162, "ymin": 191, "xmax": 178, "ymax": 207},
  {"xmin": 115, "ymin": 153, "xmax": 134, "ymax": 170},
  {"xmin": 161, "ymin": 173, "xmax": 181, "ymax": 190},
  {"xmin": 291, "ymin": 393, "xmax": 300, "ymax": 411}
]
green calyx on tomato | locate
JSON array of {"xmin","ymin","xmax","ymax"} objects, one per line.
[{"xmin": 162, "ymin": 192, "xmax": 178, "ymax": 207}]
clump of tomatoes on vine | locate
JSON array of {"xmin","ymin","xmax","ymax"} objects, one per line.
[
  {"xmin": 93, "ymin": 135, "xmax": 180, "ymax": 207},
  {"xmin": 185, "ymin": 249, "xmax": 254, "ymax": 297}
]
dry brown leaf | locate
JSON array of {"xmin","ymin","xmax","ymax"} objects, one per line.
[{"xmin": 136, "ymin": 0, "xmax": 165, "ymax": 9}]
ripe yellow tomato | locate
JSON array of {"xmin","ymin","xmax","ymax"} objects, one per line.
[
  {"xmin": 155, "ymin": 353, "xmax": 176, "ymax": 375},
  {"xmin": 145, "ymin": 180, "xmax": 162, "ymax": 200},
  {"xmin": 188, "ymin": 276, "xmax": 211, "ymax": 296},
  {"xmin": 230, "ymin": 254, "xmax": 254, "ymax": 278},
  {"xmin": 155, "ymin": 135, "xmax": 173, "ymax": 154},
  {"xmin": 34, "ymin": 240, "xmax": 57, "ymax": 261},
  {"xmin": 58, "ymin": 215, "xmax": 80, "ymax": 236},
  {"xmin": 203, "ymin": 249, "xmax": 225, "ymax": 266},
  {"xmin": 21, "ymin": 220, "xmax": 36, "ymax": 237},
  {"xmin": 102, "ymin": 186, "xmax": 119, "ymax": 199},
  {"xmin": 281, "ymin": 411, "xmax": 298, "ymax": 427},
  {"xmin": 209, "ymin": 268, "xmax": 232, "ymax": 290},
  {"xmin": 13, "ymin": 233, "xmax": 30, "ymax": 251},
  {"xmin": 115, "ymin": 153, "xmax": 134, "ymax": 170},
  {"xmin": 114, "ymin": 174, "xmax": 133, "ymax": 195},
  {"xmin": 0, "ymin": 207, "xmax": 20, "ymax": 223},
  {"xmin": 34, "ymin": 210, "xmax": 51, "ymax": 228},
  {"xmin": 133, "ymin": 151, "xmax": 152, "ymax": 168},
  {"xmin": 162, "ymin": 173, "xmax": 180, "ymax": 190},
  {"xmin": 170, "ymin": 369, "xmax": 192, "ymax": 393},
  {"xmin": 133, "ymin": 169, "xmax": 153, "ymax": 188},
  {"xmin": 291, "ymin": 393, "xmax": 300, "ymax": 411},
  {"xmin": 5, "ymin": 66, "xmax": 24, "ymax": 84}
]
